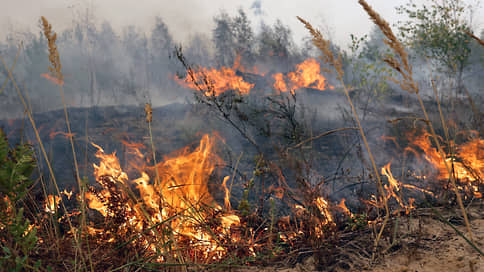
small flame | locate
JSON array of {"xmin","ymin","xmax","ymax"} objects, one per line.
[
  {"xmin": 336, "ymin": 198, "xmax": 352, "ymax": 216},
  {"xmin": 49, "ymin": 131, "xmax": 76, "ymax": 140},
  {"xmin": 222, "ymin": 176, "xmax": 231, "ymax": 210},
  {"xmin": 41, "ymin": 73, "xmax": 64, "ymax": 86},
  {"xmin": 381, "ymin": 162, "xmax": 435, "ymax": 211},
  {"xmin": 61, "ymin": 189, "xmax": 73, "ymax": 199},
  {"xmin": 44, "ymin": 195, "xmax": 61, "ymax": 213},
  {"xmin": 314, "ymin": 196, "xmax": 333, "ymax": 224}
]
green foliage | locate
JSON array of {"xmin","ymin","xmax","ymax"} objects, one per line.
[
  {"xmin": 0, "ymin": 131, "xmax": 35, "ymax": 202},
  {"xmin": 346, "ymin": 213, "xmax": 368, "ymax": 231},
  {"xmin": 0, "ymin": 129, "xmax": 38, "ymax": 271},
  {"xmin": 397, "ymin": 0, "xmax": 472, "ymax": 75},
  {"xmin": 349, "ymin": 30, "xmax": 395, "ymax": 98}
]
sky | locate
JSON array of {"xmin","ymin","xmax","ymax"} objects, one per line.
[{"xmin": 1, "ymin": 0, "xmax": 483, "ymax": 49}]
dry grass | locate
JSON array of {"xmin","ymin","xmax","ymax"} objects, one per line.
[
  {"xmin": 357, "ymin": 0, "xmax": 475, "ymax": 244},
  {"xmin": 297, "ymin": 15, "xmax": 390, "ymax": 261},
  {"xmin": 40, "ymin": 16, "xmax": 92, "ymax": 270}
]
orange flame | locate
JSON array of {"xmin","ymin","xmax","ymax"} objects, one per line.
[
  {"xmin": 222, "ymin": 176, "xmax": 231, "ymax": 210},
  {"xmin": 86, "ymin": 134, "xmax": 240, "ymax": 260},
  {"xmin": 314, "ymin": 196, "xmax": 333, "ymax": 224},
  {"xmin": 407, "ymin": 132, "xmax": 483, "ymax": 184},
  {"xmin": 176, "ymin": 61, "xmax": 254, "ymax": 95},
  {"xmin": 49, "ymin": 131, "xmax": 76, "ymax": 140},
  {"xmin": 41, "ymin": 73, "xmax": 64, "ymax": 86},
  {"xmin": 44, "ymin": 194, "xmax": 61, "ymax": 213},
  {"xmin": 273, "ymin": 58, "xmax": 334, "ymax": 92},
  {"xmin": 381, "ymin": 162, "xmax": 434, "ymax": 211},
  {"xmin": 336, "ymin": 198, "xmax": 352, "ymax": 216}
]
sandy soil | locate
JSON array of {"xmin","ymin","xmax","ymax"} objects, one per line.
[{"xmin": 370, "ymin": 205, "xmax": 484, "ymax": 272}]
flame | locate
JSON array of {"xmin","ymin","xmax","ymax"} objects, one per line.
[
  {"xmin": 85, "ymin": 134, "xmax": 240, "ymax": 260},
  {"xmin": 380, "ymin": 162, "xmax": 435, "ymax": 210},
  {"xmin": 336, "ymin": 198, "xmax": 352, "ymax": 216},
  {"xmin": 49, "ymin": 131, "xmax": 76, "ymax": 140},
  {"xmin": 176, "ymin": 57, "xmax": 333, "ymax": 95},
  {"xmin": 272, "ymin": 73, "xmax": 288, "ymax": 92},
  {"xmin": 407, "ymin": 132, "xmax": 483, "ymax": 184},
  {"xmin": 314, "ymin": 196, "xmax": 333, "ymax": 224},
  {"xmin": 41, "ymin": 73, "xmax": 64, "ymax": 86},
  {"xmin": 61, "ymin": 189, "xmax": 73, "ymax": 199},
  {"xmin": 44, "ymin": 195, "xmax": 61, "ymax": 213},
  {"xmin": 175, "ymin": 61, "xmax": 254, "ymax": 95},
  {"xmin": 222, "ymin": 176, "xmax": 231, "ymax": 210},
  {"xmin": 273, "ymin": 58, "xmax": 334, "ymax": 92}
]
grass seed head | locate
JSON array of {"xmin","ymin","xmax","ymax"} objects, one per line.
[
  {"xmin": 145, "ymin": 103, "xmax": 153, "ymax": 123},
  {"xmin": 358, "ymin": 0, "xmax": 418, "ymax": 93},
  {"xmin": 40, "ymin": 16, "xmax": 63, "ymax": 83}
]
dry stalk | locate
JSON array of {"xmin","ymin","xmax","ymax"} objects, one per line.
[
  {"xmin": 465, "ymin": 31, "xmax": 484, "ymax": 47},
  {"xmin": 297, "ymin": 16, "xmax": 390, "ymax": 260},
  {"xmin": 144, "ymin": 103, "xmax": 161, "ymax": 187},
  {"xmin": 357, "ymin": 0, "xmax": 474, "ymax": 243},
  {"xmin": 40, "ymin": 16, "xmax": 92, "ymax": 270}
]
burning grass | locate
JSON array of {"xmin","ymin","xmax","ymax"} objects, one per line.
[{"xmin": 1, "ymin": 3, "xmax": 484, "ymax": 271}]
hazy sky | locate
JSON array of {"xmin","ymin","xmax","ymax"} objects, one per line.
[{"xmin": 1, "ymin": 0, "xmax": 483, "ymax": 48}]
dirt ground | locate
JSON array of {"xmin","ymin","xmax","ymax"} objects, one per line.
[
  {"xmin": 369, "ymin": 205, "xmax": 484, "ymax": 272},
  {"xmin": 236, "ymin": 203, "xmax": 484, "ymax": 272}
]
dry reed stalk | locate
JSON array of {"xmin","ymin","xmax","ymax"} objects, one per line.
[
  {"xmin": 40, "ymin": 16, "xmax": 93, "ymax": 271},
  {"xmin": 297, "ymin": 16, "xmax": 390, "ymax": 259},
  {"xmin": 357, "ymin": 0, "xmax": 474, "ymax": 243}
]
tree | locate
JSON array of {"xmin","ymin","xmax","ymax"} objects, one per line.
[
  {"xmin": 257, "ymin": 20, "xmax": 295, "ymax": 67},
  {"xmin": 232, "ymin": 8, "xmax": 255, "ymax": 64},
  {"xmin": 213, "ymin": 12, "xmax": 235, "ymax": 66},
  {"xmin": 149, "ymin": 17, "xmax": 174, "ymax": 85},
  {"xmin": 396, "ymin": 0, "xmax": 473, "ymax": 88}
]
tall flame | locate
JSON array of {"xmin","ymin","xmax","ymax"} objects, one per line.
[{"xmin": 85, "ymin": 134, "xmax": 240, "ymax": 260}]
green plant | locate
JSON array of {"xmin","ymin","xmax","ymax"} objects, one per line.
[
  {"xmin": 396, "ymin": 0, "xmax": 472, "ymax": 83},
  {"xmin": 0, "ymin": 128, "xmax": 39, "ymax": 271},
  {"xmin": 349, "ymin": 30, "xmax": 395, "ymax": 99},
  {"xmin": 346, "ymin": 214, "xmax": 368, "ymax": 231}
]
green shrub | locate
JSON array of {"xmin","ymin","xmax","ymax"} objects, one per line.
[{"xmin": 0, "ymin": 128, "xmax": 38, "ymax": 271}]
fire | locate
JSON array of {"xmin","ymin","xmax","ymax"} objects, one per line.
[
  {"xmin": 44, "ymin": 194, "xmax": 61, "ymax": 213},
  {"xmin": 406, "ymin": 132, "xmax": 483, "ymax": 184},
  {"xmin": 175, "ymin": 61, "xmax": 254, "ymax": 96},
  {"xmin": 49, "ymin": 131, "xmax": 76, "ymax": 140},
  {"xmin": 380, "ymin": 162, "xmax": 435, "ymax": 211},
  {"xmin": 41, "ymin": 73, "xmax": 64, "ymax": 86},
  {"xmin": 222, "ymin": 176, "xmax": 231, "ymax": 210},
  {"xmin": 273, "ymin": 58, "xmax": 334, "ymax": 92},
  {"xmin": 85, "ymin": 134, "xmax": 240, "ymax": 260},
  {"xmin": 314, "ymin": 196, "xmax": 333, "ymax": 224},
  {"xmin": 336, "ymin": 198, "xmax": 351, "ymax": 216},
  {"xmin": 176, "ymin": 57, "xmax": 333, "ymax": 95}
]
